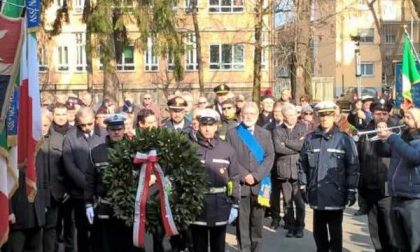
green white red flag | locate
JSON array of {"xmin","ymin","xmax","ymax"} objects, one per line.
[{"xmin": 402, "ymin": 34, "xmax": 420, "ymax": 110}]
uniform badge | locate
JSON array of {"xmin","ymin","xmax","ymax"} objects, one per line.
[{"xmin": 219, "ymin": 167, "xmax": 225, "ymax": 174}]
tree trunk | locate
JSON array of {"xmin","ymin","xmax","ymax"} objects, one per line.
[
  {"xmin": 83, "ymin": 0, "xmax": 93, "ymax": 92},
  {"xmin": 293, "ymin": 0, "xmax": 311, "ymax": 102},
  {"xmin": 412, "ymin": 0, "xmax": 420, "ymax": 18},
  {"xmin": 252, "ymin": 0, "xmax": 263, "ymax": 104},
  {"xmin": 191, "ymin": 1, "xmax": 204, "ymax": 96}
]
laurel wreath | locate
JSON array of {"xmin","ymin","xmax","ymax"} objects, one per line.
[{"xmin": 102, "ymin": 128, "xmax": 207, "ymax": 235}]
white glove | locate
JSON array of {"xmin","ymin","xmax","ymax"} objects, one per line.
[
  {"xmin": 228, "ymin": 207, "xmax": 238, "ymax": 224},
  {"xmin": 86, "ymin": 206, "xmax": 94, "ymax": 225}
]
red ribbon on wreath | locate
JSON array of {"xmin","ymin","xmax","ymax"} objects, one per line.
[{"xmin": 132, "ymin": 150, "xmax": 178, "ymax": 248}]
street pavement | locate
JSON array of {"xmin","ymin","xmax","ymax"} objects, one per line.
[{"xmin": 225, "ymin": 205, "xmax": 374, "ymax": 252}]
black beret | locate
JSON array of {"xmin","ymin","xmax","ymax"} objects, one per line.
[{"xmin": 370, "ymin": 99, "xmax": 392, "ymax": 112}]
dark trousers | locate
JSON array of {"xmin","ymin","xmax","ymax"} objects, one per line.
[
  {"xmin": 169, "ymin": 230, "xmax": 193, "ymax": 252},
  {"xmin": 91, "ymin": 218, "xmax": 135, "ymax": 252},
  {"xmin": 270, "ymin": 178, "xmax": 284, "ymax": 221},
  {"xmin": 72, "ymin": 198, "xmax": 92, "ymax": 252},
  {"xmin": 364, "ymin": 191, "xmax": 394, "ymax": 251},
  {"xmin": 56, "ymin": 199, "xmax": 75, "ymax": 252},
  {"xmin": 313, "ymin": 210, "xmax": 343, "ymax": 252},
  {"xmin": 358, "ymin": 192, "xmax": 368, "ymax": 212},
  {"xmin": 44, "ymin": 199, "xmax": 59, "ymax": 252},
  {"xmin": 390, "ymin": 197, "xmax": 420, "ymax": 252},
  {"xmin": 237, "ymin": 195, "xmax": 265, "ymax": 252},
  {"xmin": 190, "ymin": 225, "xmax": 227, "ymax": 252},
  {"xmin": 3, "ymin": 227, "xmax": 42, "ymax": 252},
  {"xmin": 281, "ymin": 180, "xmax": 305, "ymax": 231}
]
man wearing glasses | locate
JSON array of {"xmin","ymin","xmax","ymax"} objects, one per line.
[
  {"xmin": 63, "ymin": 107, "xmax": 105, "ymax": 252},
  {"xmin": 299, "ymin": 101, "xmax": 359, "ymax": 252},
  {"xmin": 218, "ymin": 99, "xmax": 239, "ymax": 140}
]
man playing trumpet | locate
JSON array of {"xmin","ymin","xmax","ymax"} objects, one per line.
[
  {"xmin": 376, "ymin": 107, "xmax": 420, "ymax": 252},
  {"xmin": 357, "ymin": 99, "xmax": 398, "ymax": 251}
]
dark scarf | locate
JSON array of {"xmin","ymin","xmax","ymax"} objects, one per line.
[{"xmin": 52, "ymin": 122, "xmax": 70, "ymax": 135}]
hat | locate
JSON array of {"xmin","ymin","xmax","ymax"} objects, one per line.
[
  {"xmin": 122, "ymin": 100, "xmax": 133, "ymax": 113},
  {"xmin": 167, "ymin": 96, "xmax": 188, "ymax": 110},
  {"xmin": 261, "ymin": 94, "xmax": 275, "ymax": 101},
  {"xmin": 65, "ymin": 101, "xmax": 76, "ymax": 110},
  {"xmin": 213, "ymin": 83, "xmax": 230, "ymax": 95},
  {"xmin": 198, "ymin": 109, "xmax": 220, "ymax": 125},
  {"xmin": 370, "ymin": 99, "xmax": 392, "ymax": 112},
  {"xmin": 104, "ymin": 113, "xmax": 127, "ymax": 129},
  {"xmin": 314, "ymin": 101, "xmax": 337, "ymax": 113},
  {"xmin": 362, "ymin": 95, "xmax": 374, "ymax": 103},
  {"xmin": 301, "ymin": 105, "xmax": 314, "ymax": 114}
]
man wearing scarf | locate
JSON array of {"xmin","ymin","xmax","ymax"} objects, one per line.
[{"xmin": 226, "ymin": 102, "xmax": 274, "ymax": 252}]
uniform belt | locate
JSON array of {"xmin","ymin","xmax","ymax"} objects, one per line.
[
  {"xmin": 207, "ymin": 187, "xmax": 226, "ymax": 194},
  {"xmin": 98, "ymin": 197, "xmax": 112, "ymax": 205}
]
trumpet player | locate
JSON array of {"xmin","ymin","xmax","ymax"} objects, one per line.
[
  {"xmin": 376, "ymin": 107, "xmax": 420, "ymax": 252},
  {"xmin": 357, "ymin": 99, "xmax": 397, "ymax": 252}
]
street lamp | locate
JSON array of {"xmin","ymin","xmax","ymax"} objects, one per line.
[{"xmin": 350, "ymin": 35, "xmax": 362, "ymax": 98}]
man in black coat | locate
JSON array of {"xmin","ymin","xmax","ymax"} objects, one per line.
[
  {"xmin": 43, "ymin": 103, "xmax": 75, "ymax": 252},
  {"xmin": 3, "ymin": 111, "xmax": 50, "ymax": 252},
  {"xmin": 272, "ymin": 104, "xmax": 306, "ymax": 238},
  {"xmin": 256, "ymin": 95, "xmax": 275, "ymax": 127},
  {"xmin": 299, "ymin": 101, "xmax": 359, "ymax": 252},
  {"xmin": 63, "ymin": 107, "xmax": 104, "ymax": 252},
  {"xmin": 226, "ymin": 102, "xmax": 274, "ymax": 252},
  {"xmin": 357, "ymin": 99, "xmax": 397, "ymax": 251}
]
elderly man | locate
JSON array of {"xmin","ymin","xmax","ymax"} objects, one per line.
[
  {"xmin": 299, "ymin": 101, "xmax": 359, "ymax": 252},
  {"xmin": 257, "ymin": 95, "xmax": 275, "ymax": 127},
  {"xmin": 271, "ymin": 104, "xmax": 306, "ymax": 237},
  {"xmin": 226, "ymin": 102, "xmax": 274, "ymax": 252},
  {"xmin": 279, "ymin": 88, "xmax": 292, "ymax": 104},
  {"xmin": 141, "ymin": 93, "xmax": 160, "ymax": 122},
  {"xmin": 63, "ymin": 107, "xmax": 104, "ymax": 252},
  {"xmin": 377, "ymin": 107, "xmax": 420, "ymax": 252}
]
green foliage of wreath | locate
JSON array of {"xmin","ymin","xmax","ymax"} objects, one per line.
[{"xmin": 102, "ymin": 128, "xmax": 208, "ymax": 235}]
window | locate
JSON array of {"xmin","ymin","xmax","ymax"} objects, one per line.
[
  {"xmin": 144, "ymin": 38, "xmax": 158, "ymax": 71},
  {"xmin": 167, "ymin": 52, "xmax": 175, "ymax": 71},
  {"xmin": 361, "ymin": 63, "xmax": 374, "ymax": 76},
  {"xmin": 75, "ymin": 33, "xmax": 87, "ymax": 71},
  {"xmin": 117, "ymin": 46, "xmax": 135, "ymax": 71},
  {"xmin": 38, "ymin": 46, "xmax": 48, "ymax": 72},
  {"xmin": 383, "ymin": 24, "xmax": 398, "ymax": 44},
  {"xmin": 359, "ymin": 28, "xmax": 374, "ymax": 43},
  {"xmin": 73, "ymin": 0, "xmax": 84, "ymax": 12},
  {"xmin": 209, "ymin": 0, "xmax": 243, "ymax": 13},
  {"xmin": 210, "ymin": 44, "xmax": 244, "ymax": 70},
  {"xmin": 185, "ymin": 33, "xmax": 198, "ymax": 70},
  {"xmin": 261, "ymin": 48, "xmax": 267, "ymax": 69},
  {"xmin": 57, "ymin": 46, "xmax": 69, "ymax": 71},
  {"xmin": 186, "ymin": 0, "xmax": 198, "ymax": 9}
]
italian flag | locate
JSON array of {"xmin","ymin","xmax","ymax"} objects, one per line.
[
  {"xmin": 17, "ymin": 31, "xmax": 42, "ymax": 202},
  {"xmin": 402, "ymin": 35, "xmax": 420, "ymax": 110}
]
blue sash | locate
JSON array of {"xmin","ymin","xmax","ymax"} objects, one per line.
[
  {"xmin": 235, "ymin": 123, "xmax": 264, "ymax": 164},
  {"xmin": 236, "ymin": 123, "xmax": 271, "ymax": 207}
]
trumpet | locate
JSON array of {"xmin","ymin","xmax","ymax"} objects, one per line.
[{"xmin": 353, "ymin": 125, "xmax": 406, "ymax": 142}]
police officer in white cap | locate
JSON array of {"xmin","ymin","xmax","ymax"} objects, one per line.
[
  {"xmin": 298, "ymin": 101, "xmax": 360, "ymax": 252},
  {"xmin": 190, "ymin": 108, "xmax": 240, "ymax": 252},
  {"xmin": 85, "ymin": 114, "xmax": 135, "ymax": 252}
]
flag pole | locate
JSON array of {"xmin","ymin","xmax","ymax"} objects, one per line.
[{"xmin": 404, "ymin": 26, "xmax": 420, "ymax": 63}]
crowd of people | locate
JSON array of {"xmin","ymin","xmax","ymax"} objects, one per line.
[{"xmin": 1, "ymin": 84, "xmax": 420, "ymax": 252}]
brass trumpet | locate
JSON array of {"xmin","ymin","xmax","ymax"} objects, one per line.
[{"xmin": 353, "ymin": 125, "xmax": 406, "ymax": 142}]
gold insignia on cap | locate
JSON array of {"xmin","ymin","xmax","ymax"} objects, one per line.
[
  {"xmin": 220, "ymin": 85, "xmax": 225, "ymax": 91},
  {"xmin": 175, "ymin": 97, "xmax": 184, "ymax": 106},
  {"xmin": 380, "ymin": 99, "xmax": 385, "ymax": 105},
  {"xmin": 219, "ymin": 167, "xmax": 225, "ymax": 174}
]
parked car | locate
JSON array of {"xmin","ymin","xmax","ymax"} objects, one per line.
[{"xmin": 336, "ymin": 87, "xmax": 379, "ymax": 112}]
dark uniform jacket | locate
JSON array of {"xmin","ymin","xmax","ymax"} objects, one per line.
[
  {"xmin": 226, "ymin": 124, "xmax": 275, "ymax": 196},
  {"xmin": 377, "ymin": 130, "xmax": 420, "ymax": 199},
  {"xmin": 192, "ymin": 133, "xmax": 240, "ymax": 226},
  {"xmin": 256, "ymin": 112, "xmax": 273, "ymax": 127},
  {"xmin": 299, "ymin": 126, "xmax": 360, "ymax": 210},
  {"xmin": 9, "ymin": 141, "xmax": 49, "ymax": 230},
  {"xmin": 63, "ymin": 127, "xmax": 104, "ymax": 199},
  {"xmin": 162, "ymin": 118, "xmax": 192, "ymax": 135},
  {"xmin": 357, "ymin": 119, "xmax": 397, "ymax": 196},
  {"xmin": 272, "ymin": 122, "xmax": 306, "ymax": 180},
  {"xmin": 218, "ymin": 117, "xmax": 239, "ymax": 141}
]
